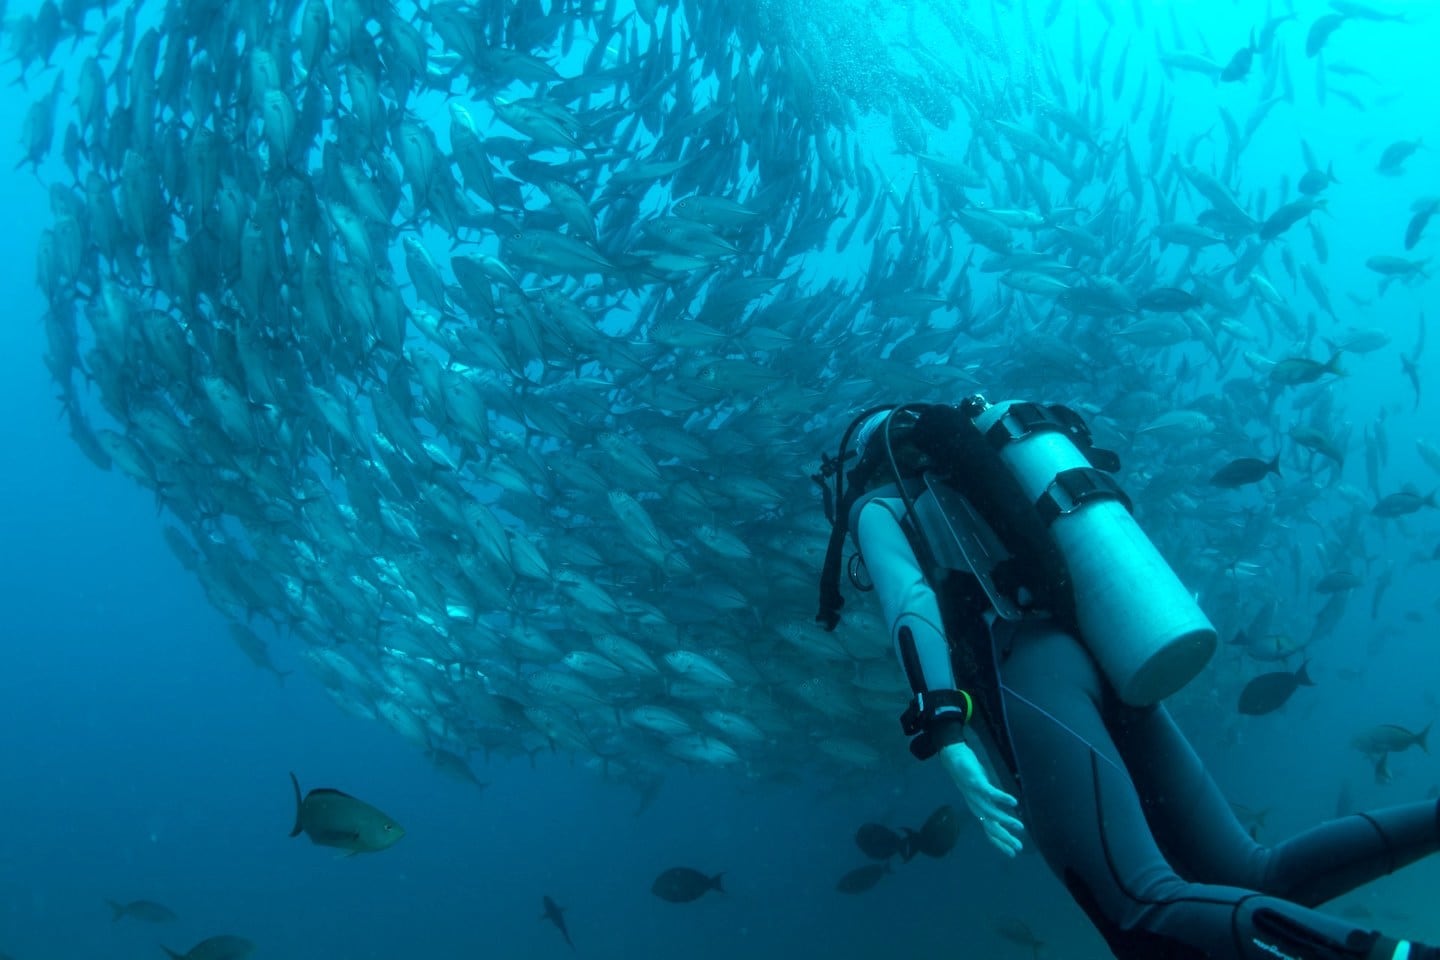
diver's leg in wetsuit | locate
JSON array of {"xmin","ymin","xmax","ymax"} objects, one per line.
[
  {"xmin": 1110, "ymin": 698, "xmax": 1440, "ymax": 907},
  {"xmin": 995, "ymin": 621, "xmax": 1433, "ymax": 960}
]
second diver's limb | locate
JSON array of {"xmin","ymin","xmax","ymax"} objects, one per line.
[
  {"xmin": 994, "ymin": 621, "xmax": 1430, "ymax": 960},
  {"xmin": 1109, "ymin": 697, "xmax": 1440, "ymax": 907}
]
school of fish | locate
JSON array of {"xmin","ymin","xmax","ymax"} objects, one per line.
[{"xmin": 16, "ymin": 0, "xmax": 1437, "ymax": 805}]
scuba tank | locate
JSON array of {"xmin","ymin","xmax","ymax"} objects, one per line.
[{"xmin": 969, "ymin": 398, "xmax": 1217, "ymax": 706}]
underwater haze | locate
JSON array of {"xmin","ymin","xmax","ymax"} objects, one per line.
[{"xmin": 1, "ymin": 0, "xmax": 1439, "ymax": 958}]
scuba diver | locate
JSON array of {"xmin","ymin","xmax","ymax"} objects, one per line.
[{"xmin": 814, "ymin": 398, "xmax": 1440, "ymax": 960}]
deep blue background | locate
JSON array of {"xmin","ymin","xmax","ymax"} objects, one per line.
[{"xmin": 1, "ymin": 0, "xmax": 1438, "ymax": 957}]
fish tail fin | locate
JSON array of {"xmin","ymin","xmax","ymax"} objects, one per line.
[
  {"xmin": 1327, "ymin": 160, "xmax": 1339, "ymax": 185},
  {"xmin": 710, "ymin": 871, "xmax": 726, "ymax": 894},
  {"xmin": 1419, "ymin": 721, "xmax": 1432, "ymax": 754},
  {"xmin": 105, "ymin": 899, "xmax": 125, "ymax": 921},
  {"xmin": 1268, "ymin": 452, "xmax": 1282, "ymax": 477},
  {"xmin": 1428, "ymin": 491, "xmax": 1439, "ymax": 509},
  {"xmin": 289, "ymin": 771, "xmax": 305, "ymax": 837},
  {"xmin": 1228, "ymin": 629, "xmax": 1249, "ymax": 647},
  {"xmin": 1326, "ymin": 350, "xmax": 1346, "ymax": 377},
  {"xmin": 1297, "ymin": 660, "xmax": 1314, "ymax": 687}
]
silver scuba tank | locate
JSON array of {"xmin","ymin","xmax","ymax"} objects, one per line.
[{"xmin": 971, "ymin": 399, "xmax": 1217, "ymax": 706}]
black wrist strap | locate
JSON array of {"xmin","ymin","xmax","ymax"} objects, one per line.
[{"xmin": 900, "ymin": 689, "xmax": 973, "ymax": 761}]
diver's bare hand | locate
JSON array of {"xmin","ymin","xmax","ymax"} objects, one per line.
[{"xmin": 939, "ymin": 741, "xmax": 1025, "ymax": 857}]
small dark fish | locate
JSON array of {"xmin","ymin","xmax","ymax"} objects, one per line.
[
  {"xmin": 289, "ymin": 772, "xmax": 404, "ymax": 854},
  {"xmin": 541, "ymin": 895, "xmax": 573, "ymax": 949},
  {"xmin": 426, "ymin": 747, "xmax": 489, "ymax": 791},
  {"xmin": 1306, "ymin": 13, "xmax": 1348, "ymax": 57},
  {"xmin": 651, "ymin": 867, "xmax": 724, "ymax": 903},
  {"xmin": 1297, "ymin": 162, "xmax": 1338, "ymax": 195},
  {"xmin": 1323, "ymin": 328, "xmax": 1389, "ymax": 354},
  {"xmin": 1271, "ymin": 351, "xmax": 1344, "ymax": 386},
  {"xmin": 1352, "ymin": 722, "xmax": 1431, "ymax": 757},
  {"xmin": 1406, "ymin": 198, "xmax": 1439, "ymax": 251},
  {"xmin": 633, "ymin": 775, "xmax": 664, "ymax": 817},
  {"xmin": 107, "ymin": 899, "xmax": 177, "ymax": 923},
  {"xmin": 1220, "ymin": 31, "xmax": 1257, "ymax": 82},
  {"xmin": 1238, "ymin": 661, "xmax": 1314, "ymax": 715},
  {"xmin": 995, "ymin": 916, "xmax": 1046, "ymax": 959},
  {"xmin": 1401, "ymin": 355, "xmax": 1421, "ymax": 411},
  {"xmin": 1315, "ymin": 571, "xmax": 1363, "ymax": 593},
  {"xmin": 905, "ymin": 804, "xmax": 961, "ymax": 859},
  {"xmin": 1372, "ymin": 489, "xmax": 1438, "ymax": 518},
  {"xmin": 836, "ymin": 862, "xmax": 891, "ymax": 894},
  {"xmin": 1366, "ymin": 255, "xmax": 1430, "ymax": 278},
  {"xmin": 161, "ymin": 935, "xmax": 255, "ymax": 960},
  {"xmin": 854, "ymin": 823, "xmax": 906, "ymax": 861},
  {"xmin": 1377, "ymin": 139, "xmax": 1422, "ymax": 175},
  {"xmin": 1229, "ymin": 628, "xmax": 1308, "ymax": 663},
  {"xmin": 1290, "ymin": 426, "xmax": 1346, "ymax": 466},
  {"xmin": 1210, "ymin": 453, "xmax": 1281, "ymax": 488},
  {"xmin": 1136, "ymin": 287, "xmax": 1202, "ymax": 312},
  {"xmin": 1330, "ymin": 1, "xmax": 1406, "ymax": 21},
  {"xmin": 1260, "ymin": 197, "xmax": 1326, "ymax": 241}
]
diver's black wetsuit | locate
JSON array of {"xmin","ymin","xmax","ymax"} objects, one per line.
[
  {"xmin": 819, "ymin": 402, "xmax": 1440, "ymax": 960},
  {"xmin": 995, "ymin": 618, "xmax": 1440, "ymax": 960}
]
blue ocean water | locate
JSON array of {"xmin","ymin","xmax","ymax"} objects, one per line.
[{"xmin": 0, "ymin": 0, "xmax": 1437, "ymax": 958}]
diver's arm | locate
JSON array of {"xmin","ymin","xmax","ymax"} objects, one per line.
[
  {"xmin": 855, "ymin": 497, "xmax": 976, "ymax": 754},
  {"xmin": 853, "ymin": 496, "xmax": 967, "ymax": 721},
  {"xmin": 855, "ymin": 498, "xmax": 1025, "ymax": 856}
]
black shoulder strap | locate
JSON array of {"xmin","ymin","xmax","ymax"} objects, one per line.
[
  {"xmin": 816, "ymin": 520, "xmax": 848, "ymax": 631},
  {"xmin": 1041, "ymin": 404, "xmax": 1122, "ymax": 473}
]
